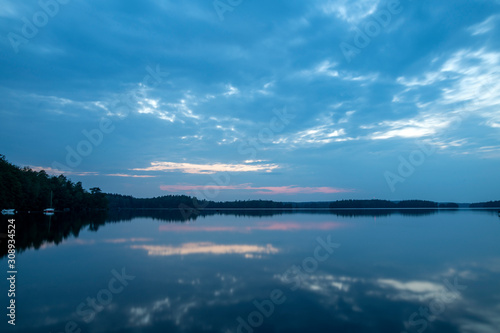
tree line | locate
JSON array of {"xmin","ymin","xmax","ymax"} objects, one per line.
[
  {"xmin": 0, "ymin": 155, "xmax": 107, "ymax": 211},
  {"xmin": 106, "ymin": 193, "xmax": 293, "ymax": 209},
  {"xmin": 470, "ymin": 201, "xmax": 500, "ymax": 208}
]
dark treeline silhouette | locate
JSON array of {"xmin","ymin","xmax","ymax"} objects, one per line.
[
  {"xmin": 207, "ymin": 200, "xmax": 293, "ymax": 209},
  {"xmin": 288, "ymin": 202, "xmax": 332, "ymax": 208},
  {"xmin": 329, "ymin": 199, "xmax": 438, "ymax": 209},
  {"xmin": 107, "ymin": 195, "xmax": 450, "ymax": 210},
  {"xmin": 107, "ymin": 193, "xmax": 294, "ymax": 209},
  {"xmin": 107, "ymin": 194, "xmax": 500, "ymax": 211},
  {"xmin": 0, "ymin": 155, "xmax": 107, "ymax": 211},
  {"xmin": 470, "ymin": 200, "xmax": 500, "ymax": 208},
  {"xmin": 107, "ymin": 193, "xmax": 203, "ymax": 209},
  {"xmin": 438, "ymin": 202, "xmax": 460, "ymax": 208},
  {"xmin": 0, "ymin": 211, "xmax": 109, "ymax": 258}
]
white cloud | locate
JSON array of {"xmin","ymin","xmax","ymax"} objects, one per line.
[
  {"xmin": 388, "ymin": 48, "xmax": 500, "ymax": 146},
  {"xmin": 132, "ymin": 161, "xmax": 280, "ymax": 174},
  {"xmin": 29, "ymin": 166, "xmax": 99, "ymax": 177},
  {"xmin": 256, "ymin": 81, "xmax": 275, "ymax": 95},
  {"xmin": 106, "ymin": 174, "xmax": 157, "ymax": 178},
  {"xmin": 468, "ymin": 15, "xmax": 499, "ymax": 36},
  {"xmin": 368, "ymin": 114, "xmax": 454, "ymax": 140},
  {"xmin": 299, "ymin": 60, "xmax": 378, "ymax": 82},
  {"xmin": 320, "ymin": 0, "xmax": 380, "ymax": 24},
  {"xmin": 275, "ymin": 116, "xmax": 355, "ymax": 147},
  {"xmin": 223, "ymin": 84, "xmax": 239, "ymax": 96},
  {"xmin": 338, "ymin": 110, "xmax": 356, "ymax": 124},
  {"xmin": 378, "ymin": 278, "xmax": 459, "ymax": 302}
]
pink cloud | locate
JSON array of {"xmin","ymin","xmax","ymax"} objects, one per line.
[
  {"xmin": 254, "ymin": 186, "xmax": 351, "ymax": 194},
  {"xmin": 158, "ymin": 225, "xmax": 240, "ymax": 232},
  {"xmin": 160, "ymin": 184, "xmax": 353, "ymax": 194},
  {"xmin": 254, "ymin": 222, "xmax": 343, "ymax": 231}
]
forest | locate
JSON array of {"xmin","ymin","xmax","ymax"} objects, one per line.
[
  {"xmin": 0, "ymin": 154, "xmax": 107, "ymax": 211},
  {"xmin": 470, "ymin": 200, "xmax": 500, "ymax": 208},
  {"xmin": 329, "ymin": 199, "xmax": 443, "ymax": 209},
  {"xmin": 106, "ymin": 193, "xmax": 294, "ymax": 209}
]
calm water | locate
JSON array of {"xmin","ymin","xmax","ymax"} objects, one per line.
[{"xmin": 1, "ymin": 209, "xmax": 500, "ymax": 333}]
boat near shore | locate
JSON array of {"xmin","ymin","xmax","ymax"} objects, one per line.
[{"xmin": 44, "ymin": 191, "xmax": 55, "ymax": 215}]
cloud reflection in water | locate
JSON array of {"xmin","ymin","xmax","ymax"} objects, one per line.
[{"xmin": 131, "ymin": 242, "xmax": 279, "ymax": 257}]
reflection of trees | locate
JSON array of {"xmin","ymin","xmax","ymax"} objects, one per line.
[
  {"xmin": 3, "ymin": 208, "xmax": 495, "ymax": 259},
  {"xmin": 0, "ymin": 212, "xmax": 107, "ymax": 258},
  {"xmin": 106, "ymin": 209, "xmax": 197, "ymax": 222},
  {"xmin": 105, "ymin": 208, "xmax": 284, "ymax": 223},
  {"xmin": 330, "ymin": 209, "xmax": 439, "ymax": 218},
  {"xmin": 329, "ymin": 199, "xmax": 439, "ymax": 209}
]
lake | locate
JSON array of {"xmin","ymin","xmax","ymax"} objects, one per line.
[{"xmin": 2, "ymin": 209, "xmax": 500, "ymax": 333}]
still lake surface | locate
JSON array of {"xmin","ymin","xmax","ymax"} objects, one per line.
[{"xmin": 2, "ymin": 209, "xmax": 500, "ymax": 333}]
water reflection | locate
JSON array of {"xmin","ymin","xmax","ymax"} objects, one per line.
[
  {"xmin": 131, "ymin": 242, "xmax": 279, "ymax": 257},
  {"xmin": 1, "ymin": 210, "xmax": 499, "ymax": 333},
  {"xmin": 0, "ymin": 208, "xmax": 461, "ymax": 259}
]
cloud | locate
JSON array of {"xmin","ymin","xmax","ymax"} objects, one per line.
[
  {"xmin": 300, "ymin": 60, "xmax": 339, "ymax": 78},
  {"xmin": 223, "ymin": 84, "xmax": 239, "ymax": 96},
  {"xmin": 106, "ymin": 174, "xmax": 157, "ymax": 178},
  {"xmin": 397, "ymin": 48, "xmax": 500, "ymax": 112},
  {"xmin": 160, "ymin": 184, "xmax": 354, "ymax": 194},
  {"xmin": 133, "ymin": 161, "xmax": 280, "ymax": 174},
  {"xmin": 373, "ymin": 47, "xmax": 500, "ymax": 146},
  {"xmin": 377, "ymin": 278, "xmax": 461, "ymax": 302},
  {"xmin": 468, "ymin": 15, "xmax": 499, "ymax": 36},
  {"xmin": 319, "ymin": 0, "xmax": 381, "ymax": 24},
  {"xmin": 297, "ymin": 59, "xmax": 379, "ymax": 82},
  {"xmin": 274, "ymin": 111, "xmax": 357, "ymax": 147},
  {"xmin": 104, "ymin": 238, "xmax": 154, "ymax": 244},
  {"xmin": 29, "ymin": 166, "xmax": 99, "ymax": 177},
  {"xmin": 29, "ymin": 166, "xmax": 156, "ymax": 178},
  {"xmin": 368, "ymin": 114, "xmax": 454, "ymax": 140}
]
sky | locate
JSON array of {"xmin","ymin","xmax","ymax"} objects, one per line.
[{"xmin": 0, "ymin": 0, "xmax": 499, "ymax": 203}]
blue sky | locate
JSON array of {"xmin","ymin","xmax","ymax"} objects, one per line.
[{"xmin": 1, "ymin": 0, "xmax": 499, "ymax": 202}]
